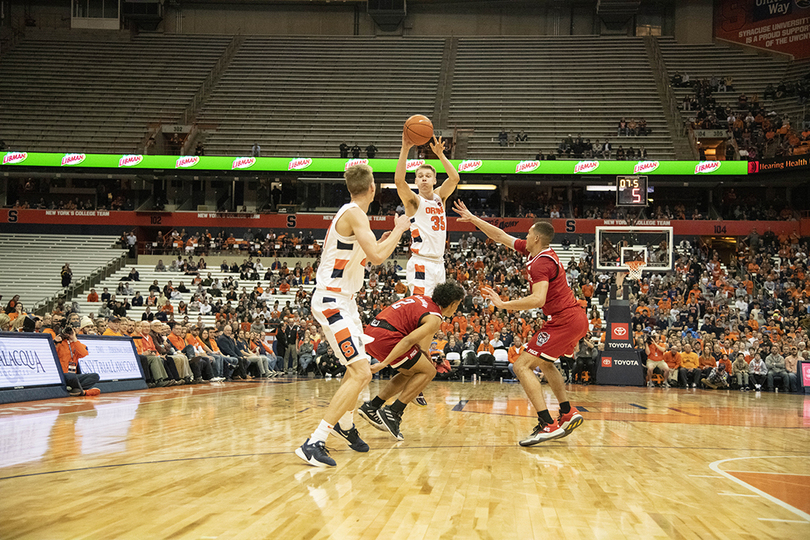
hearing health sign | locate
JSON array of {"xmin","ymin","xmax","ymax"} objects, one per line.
[{"xmin": 0, "ymin": 152, "xmax": 749, "ymax": 176}]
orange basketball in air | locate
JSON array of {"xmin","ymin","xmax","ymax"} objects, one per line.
[{"xmin": 403, "ymin": 115, "xmax": 434, "ymax": 146}]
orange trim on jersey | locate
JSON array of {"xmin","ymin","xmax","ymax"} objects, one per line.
[
  {"xmin": 413, "ymin": 286, "xmax": 425, "ymax": 294},
  {"xmin": 322, "ymin": 308, "xmax": 340, "ymax": 319},
  {"xmin": 326, "ymin": 286, "xmax": 342, "ymax": 292},
  {"xmin": 333, "ymin": 259, "xmax": 348, "ymax": 270},
  {"xmin": 415, "ymin": 264, "xmax": 425, "ymax": 272},
  {"xmin": 361, "ymin": 258, "xmax": 367, "ymax": 266},
  {"xmin": 334, "ymin": 328, "xmax": 351, "ymax": 342},
  {"xmin": 411, "ymin": 247, "xmax": 420, "ymax": 255},
  {"xmin": 412, "ymin": 228, "xmax": 420, "ymax": 237}
]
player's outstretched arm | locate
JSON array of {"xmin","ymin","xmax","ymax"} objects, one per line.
[
  {"xmin": 481, "ymin": 281, "xmax": 548, "ymax": 312},
  {"xmin": 395, "ymin": 132, "xmax": 420, "ymax": 215},
  {"xmin": 452, "ymin": 200, "xmax": 517, "ymax": 249},
  {"xmin": 346, "ymin": 209, "xmax": 410, "ymax": 266},
  {"xmin": 431, "ymin": 136, "xmax": 460, "ymax": 202},
  {"xmin": 370, "ymin": 315, "xmax": 441, "ymax": 373}
]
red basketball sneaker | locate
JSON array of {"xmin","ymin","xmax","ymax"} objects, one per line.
[
  {"xmin": 557, "ymin": 407, "xmax": 584, "ymax": 437},
  {"xmin": 519, "ymin": 419, "xmax": 566, "ymax": 446}
]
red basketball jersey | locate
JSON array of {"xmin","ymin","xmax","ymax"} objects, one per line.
[
  {"xmin": 373, "ymin": 294, "xmax": 442, "ymax": 337},
  {"xmin": 513, "ymin": 240, "xmax": 578, "ymax": 317}
]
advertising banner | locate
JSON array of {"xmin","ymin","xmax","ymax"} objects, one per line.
[
  {"xmin": 715, "ymin": 0, "xmax": 810, "ymax": 58},
  {"xmin": 0, "ymin": 209, "xmax": 803, "ymax": 237},
  {"xmin": 0, "ymin": 151, "xmax": 749, "ymax": 176},
  {"xmin": 0, "ymin": 333, "xmax": 64, "ymax": 390},
  {"xmin": 77, "ymin": 336, "xmax": 145, "ymax": 382}
]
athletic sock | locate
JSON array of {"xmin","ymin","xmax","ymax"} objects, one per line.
[
  {"xmin": 337, "ymin": 410, "xmax": 354, "ymax": 431},
  {"xmin": 559, "ymin": 401, "xmax": 571, "ymax": 414},
  {"xmin": 310, "ymin": 419, "xmax": 333, "ymax": 444},
  {"xmin": 390, "ymin": 399, "xmax": 407, "ymax": 414},
  {"xmin": 370, "ymin": 396, "xmax": 386, "ymax": 409},
  {"xmin": 537, "ymin": 409, "xmax": 553, "ymax": 425}
]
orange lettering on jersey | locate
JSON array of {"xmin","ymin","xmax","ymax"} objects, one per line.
[
  {"xmin": 425, "ymin": 207, "xmax": 444, "ymax": 215},
  {"xmin": 333, "ymin": 259, "xmax": 348, "ymax": 270}
]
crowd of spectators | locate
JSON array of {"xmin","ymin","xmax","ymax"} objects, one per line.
[
  {"xmin": 675, "ymin": 73, "xmax": 810, "ymax": 160},
  {"xmin": 763, "ymin": 77, "xmax": 810, "ymax": 105},
  {"xmin": 616, "ymin": 118, "xmax": 650, "ymax": 137},
  {"xmin": 5, "ymin": 216, "xmax": 809, "ymax": 396},
  {"xmin": 8, "ymin": 177, "xmax": 136, "ymax": 212},
  {"xmin": 498, "ymin": 129, "xmax": 529, "ymax": 147},
  {"xmin": 551, "ymin": 134, "xmax": 648, "ymax": 161},
  {"xmin": 146, "ymin": 228, "xmax": 333, "ymax": 258},
  {"xmin": 339, "ymin": 142, "xmax": 378, "ymax": 159}
]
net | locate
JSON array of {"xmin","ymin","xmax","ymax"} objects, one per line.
[{"xmin": 626, "ymin": 260, "xmax": 647, "ymax": 281}]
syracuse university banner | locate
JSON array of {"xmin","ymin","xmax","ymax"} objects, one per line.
[{"xmin": 715, "ymin": 0, "xmax": 810, "ymax": 58}]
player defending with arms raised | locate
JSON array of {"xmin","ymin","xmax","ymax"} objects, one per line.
[
  {"xmin": 453, "ymin": 201, "xmax": 586, "ymax": 445},
  {"xmin": 358, "ymin": 282, "xmax": 465, "ymax": 440},
  {"xmin": 296, "ymin": 164, "xmax": 410, "ymax": 467},
  {"xmin": 396, "ymin": 133, "xmax": 460, "ymax": 407}
]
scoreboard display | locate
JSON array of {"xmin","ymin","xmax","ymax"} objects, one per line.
[{"xmin": 616, "ymin": 175, "xmax": 648, "ymax": 207}]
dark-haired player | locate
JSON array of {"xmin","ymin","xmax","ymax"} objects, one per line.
[
  {"xmin": 453, "ymin": 201, "xmax": 586, "ymax": 446},
  {"xmin": 358, "ymin": 281, "xmax": 466, "ymax": 440}
]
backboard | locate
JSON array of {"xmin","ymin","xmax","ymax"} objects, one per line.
[{"xmin": 595, "ymin": 226, "xmax": 673, "ymax": 273}]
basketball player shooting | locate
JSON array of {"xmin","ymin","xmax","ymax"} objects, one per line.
[
  {"xmin": 358, "ymin": 282, "xmax": 465, "ymax": 441},
  {"xmin": 395, "ymin": 130, "xmax": 460, "ymax": 407},
  {"xmin": 296, "ymin": 165, "xmax": 410, "ymax": 468},
  {"xmin": 396, "ymin": 131, "xmax": 459, "ymax": 297},
  {"xmin": 453, "ymin": 201, "xmax": 586, "ymax": 445}
]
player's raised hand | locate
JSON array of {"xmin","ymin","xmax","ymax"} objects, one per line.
[
  {"xmin": 401, "ymin": 130, "xmax": 414, "ymax": 150},
  {"xmin": 616, "ymin": 271, "xmax": 627, "ymax": 288},
  {"xmin": 429, "ymin": 136, "xmax": 445, "ymax": 156},
  {"xmin": 452, "ymin": 200, "xmax": 474, "ymax": 222},
  {"xmin": 480, "ymin": 286, "xmax": 504, "ymax": 308}
]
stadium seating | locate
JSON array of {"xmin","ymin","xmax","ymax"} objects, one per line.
[
  {"xmin": 771, "ymin": 58, "xmax": 810, "ymax": 128},
  {"xmin": 196, "ymin": 36, "xmax": 443, "ymax": 158},
  {"xmin": 72, "ymin": 264, "xmax": 297, "ymax": 327},
  {"xmin": 2, "ymin": 32, "xmax": 799, "ymax": 160},
  {"xmin": 657, "ymin": 37, "xmax": 789, "ymax": 125},
  {"xmin": 0, "ymin": 234, "xmax": 125, "ymax": 310},
  {"xmin": 0, "ymin": 34, "xmax": 232, "ymax": 153},
  {"xmin": 448, "ymin": 36, "xmax": 677, "ymax": 160}
]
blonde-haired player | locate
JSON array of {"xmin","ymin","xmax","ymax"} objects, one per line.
[
  {"xmin": 396, "ymin": 133, "xmax": 460, "ymax": 297},
  {"xmin": 396, "ymin": 133, "xmax": 460, "ymax": 407},
  {"xmin": 296, "ymin": 164, "xmax": 409, "ymax": 468}
]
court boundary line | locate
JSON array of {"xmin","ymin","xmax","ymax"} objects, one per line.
[
  {"xmin": 4, "ymin": 446, "xmax": 810, "ymax": 482},
  {"xmin": 709, "ymin": 456, "xmax": 810, "ymax": 522}
]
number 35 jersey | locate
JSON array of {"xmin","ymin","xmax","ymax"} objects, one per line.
[{"xmin": 409, "ymin": 193, "xmax": 446, "ymax": 260}]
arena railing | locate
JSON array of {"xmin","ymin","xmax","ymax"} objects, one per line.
[{"xmin": 33, "ymin": 252, "xmax": 127, "ymax": 316}]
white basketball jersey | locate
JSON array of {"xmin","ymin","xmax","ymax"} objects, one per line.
[
  {"xmin": 316, "ymin": 203, "xmax": 367, "ymax": 295},
  {"xmin": 409, "ymin": 193, "xmax": 446, "ymax": 260}
]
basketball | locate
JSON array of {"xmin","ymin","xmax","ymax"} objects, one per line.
[{"xmin": 403, "ymin": 114, "xmax": 434, "ymax": 145}]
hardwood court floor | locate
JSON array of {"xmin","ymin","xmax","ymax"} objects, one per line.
[{"xmin": 1, "ymin": 379, "xmax": 809, "ymax": 540}]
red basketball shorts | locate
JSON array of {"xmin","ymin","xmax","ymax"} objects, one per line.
[
  {"xmin": 525, "ymin": 306, "xmax": 589, "ymax": 361},
  {"xmin": 364, "ymin": 324, "xmax": 421, "ymax": 370}
]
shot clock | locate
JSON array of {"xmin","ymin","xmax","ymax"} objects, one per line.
[{"xmin": 616, "ymin": 175, "xmax": 648, "ymax": 207}]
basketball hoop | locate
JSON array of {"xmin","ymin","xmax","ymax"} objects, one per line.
[{"xmin": 626, "ymin": 260, "xmax": 647, "ymax": 281}]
